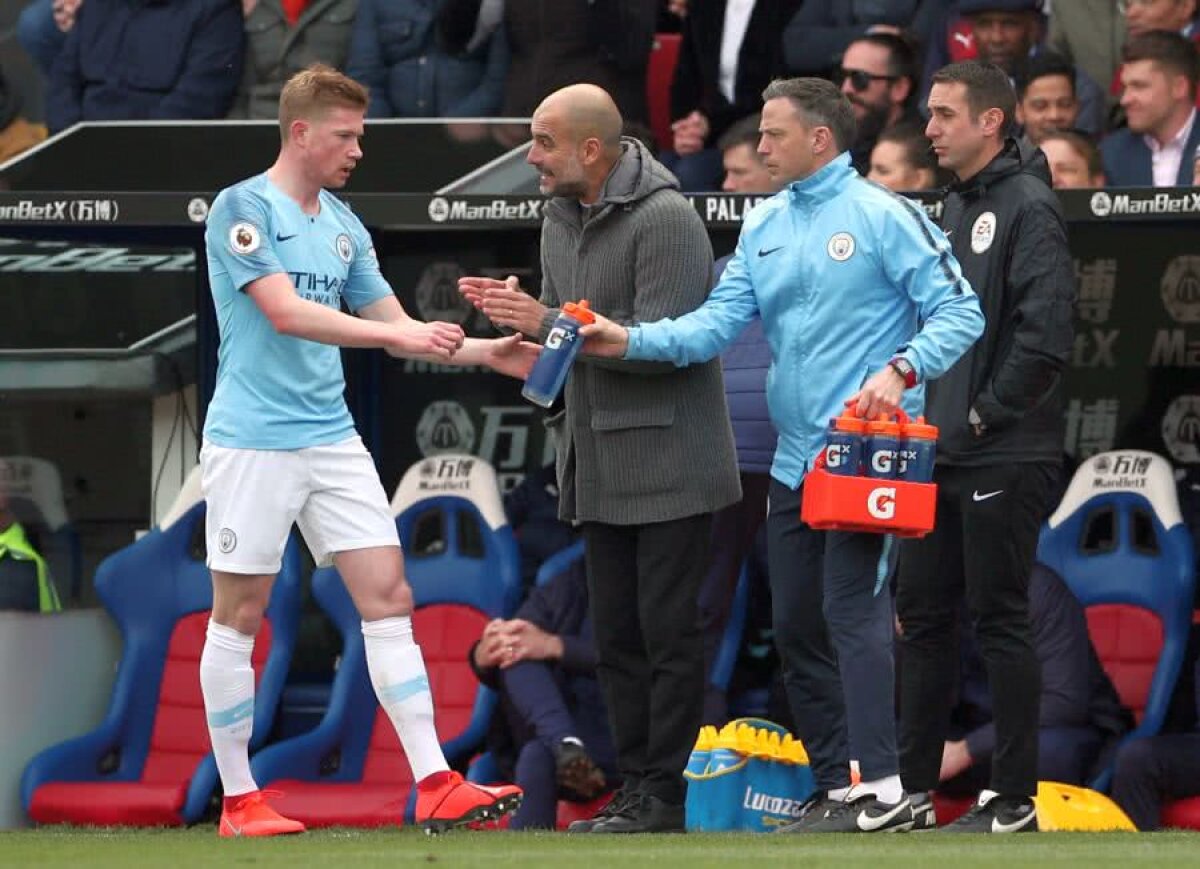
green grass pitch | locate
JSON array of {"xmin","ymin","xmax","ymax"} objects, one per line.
[{"xmin": 2, "ymin": 828, "xmax": 1200, "ymax": 868}]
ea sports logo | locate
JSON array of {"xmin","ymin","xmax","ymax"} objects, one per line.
[{"xmin": 867, "ymin": 487, "xmax": 896, "ymax": 520}]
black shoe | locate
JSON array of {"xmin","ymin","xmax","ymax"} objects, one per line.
[
  {"xmin": 909, "ymin": 792, "xmax": 937, "ymax": 831},
  {"xmin": 942, "ymin": 791, "xmax": 1038, "ymax": 834},
  {"xmin": 554, "ymin": 737, "xmax": 607, "ymax": 799},
  {"xmin": 776, "ymin": 793, "xmax": 913, "ymax": 834},
  {"xmin": 774, "ymin": 795, "xmax": 836, "ymax": 833},
  {"xmin": 589, "ymin": 794, "xmax": 685, "ymax": 834},
  {"xmin": 566, "ymin": 788, "xmax": 635, "ymax": 833}
]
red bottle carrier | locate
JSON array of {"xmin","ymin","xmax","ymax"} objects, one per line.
[{"xmin": 801, "ymin": 408, "xmax": 939, "ymax": 538}]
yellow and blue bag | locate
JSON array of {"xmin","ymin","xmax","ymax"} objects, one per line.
[{"xmin": 683, "ymin": 718, "xmax": 816, "ymax": 832}]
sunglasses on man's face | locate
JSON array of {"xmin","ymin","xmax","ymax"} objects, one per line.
[{"xmin": 834, "ymin": 68, "xmax": 899, "ymax": 92}]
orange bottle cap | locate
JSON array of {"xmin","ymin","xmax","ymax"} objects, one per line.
[
  {"xmin": 866, "ymin": 417, "xmax": 902, "ymax": 435},
  {"xmin": 902, "ymin": 415, "xmax": 939, "ymax": 440},
  {"xmin": 832, "ymin": 414, "xmax": 868, "ymax": 434},
  {"xmin": 563, "ymin": 300, "xmax": 596, "ymax": 325}
]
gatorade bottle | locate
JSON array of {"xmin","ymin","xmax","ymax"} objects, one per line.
[
  {"xmin": 521, "ymin": 300, "xmax": 596, "ymax": 408},
  {"xmin": 898, "ymin": 416, "xmax": 939, "ymax": 483},
  {"xmin": 864, "ymin": 416, "xmax": 901, "ymax": 479},
  {"xmin": 823, "ymin": 412, "xmax": 867, "ymax": 477}
]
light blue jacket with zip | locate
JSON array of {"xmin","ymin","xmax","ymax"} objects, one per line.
[{"xmin": 627, "ymin": 152, "xmax": 985, "ymax": 489}]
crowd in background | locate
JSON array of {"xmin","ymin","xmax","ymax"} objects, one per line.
[{"xmin": 1, "ymin": 1, "xmax": 1199, "ymax": 191}]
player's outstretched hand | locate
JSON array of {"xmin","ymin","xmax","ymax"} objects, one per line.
[
  {"xmin": 579, "ymin": 312, "xmax": 629, "ymax": 358},
  {"xmin": 485, "ymin": 333, "xmax": 541, "ymax": 380},
  {"xmin": 393, "ymin": 320, "xmax": 465, "ymax": 359},
  {"xmin": 459, "ymin": 275, "xmax": 547, "ymax": 336}
]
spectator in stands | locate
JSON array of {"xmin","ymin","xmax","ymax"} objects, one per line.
[
  {"xmin": 837, "ymin": 32, "xmax": 923, "ymax": 173},
  {"xmin": 492, "ymin": 1, "xmax": 657, "ymax": 129},
  {"xmin": 345, "ymin": 0, "xmax": 508, "ymax": 118},
  {"xmin": 470, "ymin": 561, "xmax": 615, "ymax": 830},
  {"xmin": 698, "ymin": 113, "xmax": 779, "ymax": 725},
  {"xmin": 1096, "ymin": 0, "xmax": 1200, "ymax": 107},
  {"xmin": 1111, "ymin": 656, "xmax": 1200, "ymax": 830},
  {"xmin": 1039, "ymin": 130, "xmax": 1106, "ymax": 188},
  {"xmin": 661, "ymin": 0, "xmax": 800, "ymax": 192},
  {"xmin": 45, "ymin": 0, "xmax": 243, "ymax": 133},
  {"xmin": 935, "ymin": 564, "xmax": 1133, "ymax": 795},
  {"xmin": 1102, "ymin": 30, "xmax": 1200, "ymax": 186},
  {"xmin": 503, "ymin": 463, "xmax": 579, "ymax": 592},
  {"xmin": 0, "ymin": 459, "xmax": 60, "ymax": 613},
  {"xmin": 958, "ymin": 0, "xmax": 1107, "ymax": 136},
  {"xmin": 231, "ymin": 0, "xmax": 356, "ymax": 119},
  {"xmin": 867, "ymin": 121, "xmax": 943, "ymax": 191},
  {"xmin": 716, "ymin": 113, "xmax": 772, "ymax": 194},
  {"xmin": 1015, "ymin": 52, "xmax": 1080, "ymax": 144},
  {"xmin": 782, "ymin": 0, "xmax": 944, "ymax": 78},
  {"xmin": 1124, "ymin": 0, "xmax": 1199, "ymax": 41},
  {"xmin": 0, "ymin": 67, "xmax": 47, "ymax": 163},
  {"xmin": 15, "ymin": 0, "xmax": 79, "ymax": 78},
  {"xmin": 1047, "ymin": 0, "xmax": 1125, "ymax": 95}
]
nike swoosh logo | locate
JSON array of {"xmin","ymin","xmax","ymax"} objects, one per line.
[
  {"xmin": 276, "ymin": 232, "xmax": 297, "ymax": 242},
  {"xmin": 991, "ymin": 810, "xmax": 1036, "ymax": 833},
  {"xmin": 972, "ymin": 489, "xmax": 1004, "ymax": 502},
  {"xmin": 758, "ymin": 246, "xmax": 784, "ymax": 257},
  {"xmin": 856, "ymin": 799, "xmax": 911, "ymax": 832},
  {"xmin": 222, "ymin": 819, "xmax": 243, "ymax": 836}
]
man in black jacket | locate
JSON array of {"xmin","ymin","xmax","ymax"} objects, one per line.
[{"xmin": 896, "ymin": 61, "xmax": 1076, "ymax": 834}]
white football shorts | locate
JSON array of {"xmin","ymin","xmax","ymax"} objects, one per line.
[{"xmin": 199, "ymin": 435, "xmax": 400, "ymax": 573}]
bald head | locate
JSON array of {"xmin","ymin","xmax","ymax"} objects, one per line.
[{"xmin": 535, "ymin": 84, "xmax": 624, "ymax": 152}]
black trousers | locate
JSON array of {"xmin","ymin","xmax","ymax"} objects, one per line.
[
  {"xmin": 1111, "ymin": 733, "xmax": 1200, "ymax": 830},
  {"xmin": 766, "ymin": 480, "xmax": 895, "ymax": 790},
  {"xmin": 582, "ymin": 513, "xmax": 711, "ymax": 804},
  {"xmin": 896, "ymin": 462, "xmax": 1058, "ymax": 797}
]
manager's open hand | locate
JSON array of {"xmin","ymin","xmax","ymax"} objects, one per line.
[
  {"xmin": 579, "ymin": 313, "xmax": 629, "ymax": 358},
  {"xmin": 458, "ymin": 275, "xmax": 547, "ymax": 336}
]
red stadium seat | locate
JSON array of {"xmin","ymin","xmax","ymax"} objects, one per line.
[
  {"xmin": 1036, "ymin": 451, "xmax": 1196, "ymax": 791},
  {"xmin": 22, "ymin": 502, "xmax": 303, "ymax": 826},
  {"xmin": 1162, "ymin": 796, "xmax": 1200, "ymax": 831}
]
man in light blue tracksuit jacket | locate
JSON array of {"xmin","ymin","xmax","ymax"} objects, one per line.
[{"xmin": 582, "ymin": 77, "xmax": 985, "ymax": 833}]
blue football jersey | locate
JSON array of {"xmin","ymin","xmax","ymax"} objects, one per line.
[{"xmin": 203, "ymin": 173, "xmax": 392, "ymax": 449}]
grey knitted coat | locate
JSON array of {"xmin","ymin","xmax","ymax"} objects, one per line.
[{"xmin": 535, "ymin": 138, "xmax": 741, "ymax": 525}]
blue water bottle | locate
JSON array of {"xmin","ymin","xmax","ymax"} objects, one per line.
[
  {"xmin": 522, "ymin": 300, "xmax": 595, "ymax": 408},
  {"xmin": 897, "ymin": 416, "xmax": 939, "ymax": 483},
  {"xmin": 864, "ymin": 417, "xmax": 901, "ymax": 479},
  {"xmin": 823, "ymin": 413, "xmax": 867, "ymax": 476}
]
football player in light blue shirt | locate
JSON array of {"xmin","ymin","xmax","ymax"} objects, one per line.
[{"xmin": 198, "ymin": 64, "xmax": 530, "ymax": 838}]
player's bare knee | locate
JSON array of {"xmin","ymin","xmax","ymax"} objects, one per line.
[{"xmin": 379, "ymin": 577, "xmax": 413, "ymax": 618}]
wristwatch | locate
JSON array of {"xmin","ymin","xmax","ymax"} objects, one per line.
[{"xmin": 888, "ymin": 356, "xmax": 917, "ymax": 389}]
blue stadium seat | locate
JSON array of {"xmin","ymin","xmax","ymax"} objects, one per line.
[
  {"xmin": 1036, "ymin": 450, "xmax": 1196, "ymax": 791},
  {"xmin": 22, "ymin": 499, "xmax": 303, "ymax": 825},
  {"xmin": 252, "ymin": 455, "xmax": 518, "ymax": 827}
]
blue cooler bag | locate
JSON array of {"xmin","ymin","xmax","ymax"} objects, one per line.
[{"xmin": 684, "ymin": 719, "xmax": 815, "ymax": 832}]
